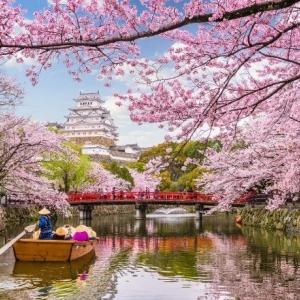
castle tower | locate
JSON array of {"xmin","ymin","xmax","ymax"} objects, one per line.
[{"xmin": 63, "ymin": 92, "xmax": 118, "ymax": 147}]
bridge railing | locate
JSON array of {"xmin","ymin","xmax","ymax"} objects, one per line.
[
  {"xmin": 246, "ymin": 194, "xmax": 268, "ymax": 204},
  {"xmin": 67, "ymin": 191, "xmax": 214, "ymax": 203}
]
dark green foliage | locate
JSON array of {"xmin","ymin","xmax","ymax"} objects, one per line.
[
  {"xmin": 139, "ymin": 140, "xmax": 218, "ymax": 191},
  {"xmin": 103, "ymin": 161, "xmax": 134, "ymax": 187},
  {"xmin": 43, "ymin": 141, "xmax": 92, "ymax": 192}
]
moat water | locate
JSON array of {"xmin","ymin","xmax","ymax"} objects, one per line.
[{"xmin": 0, "ymin": 213, "xmax": 300, "ymax": 300}]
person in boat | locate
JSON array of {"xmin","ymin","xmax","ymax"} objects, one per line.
[
  {"xmin": 87, "ymin": 227, "xmax": 99, "ymax": 241},
  {"xmin": 63, "ymin": 224, "xmax": 76, "ymax": 238},
  {"xmin": 37, "ymin": 207, "xmax": 53, "ymax": 240},
  {"xmin": 72, "ymin": 225, "xmax": 90, "ymax": 242},
  {"xmin": 52, "ymin": 227, "xmax": 72, "ymax": 240}
]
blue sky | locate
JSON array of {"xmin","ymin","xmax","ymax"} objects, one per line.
[{"xmin": 5, "ymin": 0, "xmax": 174, "ymax": 148}]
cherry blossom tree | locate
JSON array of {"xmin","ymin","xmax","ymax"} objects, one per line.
[
  {"xmin": 0, "ymin": 71, "xmax": 24, "ymax": 110},
  {"xmin": 0, "ymin": 113, "xmax": 69, "ymax": 209},
  {"xmin": 82, "ymin": 161, "xmax": 130, "ymax": 192},
  {"xmin": 0, "ymin": 72, "xmax": 71, "ymax": 210},
  {"xmin": 0, "ymin": 0, "xmax": 299, "ymax": 140},
  {"xmin": 82, "ymin": 161, "xmax": 161, "ymax": 194},
  {"xmin": 198, "ymin": 111, "xmax": 300, "ymax": 210},
  {"xmin": 128, "ymin": 168, "xmax": 160, "ymax": 192}
]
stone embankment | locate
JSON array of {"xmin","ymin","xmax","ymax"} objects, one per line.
[
  {"xmin": 0, "ymin": 206, "xmax": 44, "ymax": 232},
  {"xmin": 93, "ymin": 205, "xmax": 135, "ymax": 216},
  {"xmin": 237, "ymin": 206, "xmax": 300, "ymax": 233},
  {"xmin": 0, "ymin": 205, "xmax": 137, "ymax": 227},
  {"xmin": 0, "ymin": 204, "xmax": 194, "ymax": 229}
]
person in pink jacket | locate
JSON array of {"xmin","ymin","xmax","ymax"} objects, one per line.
[{"xmin": 72, "ymin": 225, "xmax": 89, "ymax": 242}]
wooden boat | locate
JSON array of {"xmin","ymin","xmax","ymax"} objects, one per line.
[{"xmin": 12, "ymin": 239, "xmax": 95, "ymax": 262}]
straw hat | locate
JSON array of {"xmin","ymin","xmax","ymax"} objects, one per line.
[
  {"xmin": 56, "ymin": 227, "xmax": 68, "ymax": 236},
  {"xmin": 88, "ymin": 230, "xmax": 97, "ymax": 238},
  {"xmin": 75, "ymin": 225, "xmax": 89, "ymax": 233},
  {"xmin": 38, "ymin": 207, "xmax": 51, "ymax": 215},
  {"xmin": 86, "ymin": 227, "xmax": 96, "ymax": 238}
]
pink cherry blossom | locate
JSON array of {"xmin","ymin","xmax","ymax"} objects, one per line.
[
  {"xmin": 0, "ymin": 113, "xmax": 69, "ymax": 211},
  {"xmin": 0, "ymin": 0, "xmax": 297, "ymax": 141},
  {"xmin": 129, "ymin": 168, "xmax": 160, "ymax": 192},
  {"xmin": 82, "ymin": 162, "xmax": 129, "ymax": 192},
  {"xmin": 198, "ymin": 110, "xmax": 300, "ymax": 210}
]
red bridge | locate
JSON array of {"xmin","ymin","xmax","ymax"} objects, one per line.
[
  {"xmin": 67, "ymin": 191, "xmax": 259, "ymax": 220},
  {"xmin": 68, "ymin": 191, "xmax": 252, "ymax": 206}
]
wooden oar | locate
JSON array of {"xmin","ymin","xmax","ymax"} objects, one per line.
[{"xmin": 0, "ymin": 223, "xmax": 37, "ymax": 256}]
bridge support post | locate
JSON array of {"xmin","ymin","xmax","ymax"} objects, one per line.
[
  {"xmin": 78, "ymin": 205, "xmax": 94, "ymax": 220},
  {"xmin": 135, "ymin": 203, "xmax": 147, "ymax": 220}
]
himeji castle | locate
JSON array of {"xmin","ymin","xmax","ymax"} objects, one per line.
[{"xmin": 62, "ymin": 92, "xmax": 143, "ymax": 162}]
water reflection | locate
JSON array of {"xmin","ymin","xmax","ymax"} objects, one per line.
[
  {"xmin": 202, "ymin": 230, "xmax": 300, "ymax": 300},
  {"xmin": 13, "ymin": 252, "xmax": 95, "ymax": 286},
  {"xmin": 1, "ymin": 213, "xmax": 300, "ymax": 299}
]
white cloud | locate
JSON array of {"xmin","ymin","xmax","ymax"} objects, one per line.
[
  {"xmin": 4, "ymin": 53, "xmax": 37, "ymax": 70},
  {"xmin": 103, "ymin": 94, "xmax": 166, "ymax": 147},
  {"xmin": 117, "ymin": 126, "xmax": 166, "ymax": 147},
  {"xmin": 47, "ymin": 0, "xmax": 70, "ymax": 4},
  {"xmin": 103, "ymin": 95, "xmax": 129, "ymax": 121}
]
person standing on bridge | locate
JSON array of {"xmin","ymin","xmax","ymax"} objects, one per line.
[
  {"xmin": 112, "ymin": 187, "xmax": 116, "ymax": 200},
  {"xmin": 145, "ymin": 187, "xmax": 150, "ymax": 199},
  {"xmin": 103, "ymin": 188, "xmax": 107, "ymax": 200},
  {"xmin": 138, "ymin": 188, "xmax": 144, "ymax": 200},
  {"xmin": 98, "ymin": 188, "xmax": 103, "ymax": 200},
  {"xmin": 193, "ymin": 190, "xmax": 198, "ymax": 200}
]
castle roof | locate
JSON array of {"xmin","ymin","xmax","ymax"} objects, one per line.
[{"xmin": 74, "ymin": 91, "xmax": 104, "ymax": 103}]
